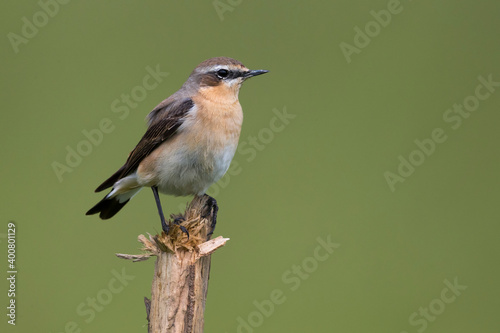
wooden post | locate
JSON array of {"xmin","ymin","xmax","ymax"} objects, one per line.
[{"xmin": 116, "ymin": 196, "xmax": 229, "ymax": 333}]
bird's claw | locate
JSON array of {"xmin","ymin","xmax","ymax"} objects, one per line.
[{"xmin": 173, "ymin": 217, "xmax": 189, "ymax": 239}]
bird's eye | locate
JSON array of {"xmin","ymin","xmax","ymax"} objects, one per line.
[{"xmin": 216, "ymin": 69, "xmax": 230, "ymax": 79}]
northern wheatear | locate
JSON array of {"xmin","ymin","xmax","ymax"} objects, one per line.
[{"xmin": 86, "ymin": 57, "xmax": 268, "ymax": 233}]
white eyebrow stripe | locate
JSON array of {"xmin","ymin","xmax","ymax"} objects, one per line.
[{"xmin": 199, "ymin": 65, "xmax": 247, "ymax": 73}]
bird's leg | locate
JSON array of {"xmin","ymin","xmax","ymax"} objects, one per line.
[
  {"xmin": 151, "ymin": 186, "xmax": 169, "ymax": 233},
  {"xmin": 152, "ymin": 186, "xmax": 189, "ymax": 237},
  {"xmin": 203, "ymin": 194, "xmax": 219, "ymax": 238}
]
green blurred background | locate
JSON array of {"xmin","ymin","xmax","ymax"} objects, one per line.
[{"xmin": 1, "ymin": 1, "xmax": 499, "ymax": 332}]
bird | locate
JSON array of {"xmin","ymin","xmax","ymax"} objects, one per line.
[{"xmin": 86, "ymin": 57, "xmax": 268, "ymax": 233}]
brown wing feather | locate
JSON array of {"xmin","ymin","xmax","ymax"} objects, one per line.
[{"xmin": 94, "ymin": 98, "xmax": 194, "ymax": 192}]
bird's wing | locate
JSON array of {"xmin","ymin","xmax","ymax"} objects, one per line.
[{"xmin": 95, "ymin": 98, "xmax": 194, "ymax": 192}]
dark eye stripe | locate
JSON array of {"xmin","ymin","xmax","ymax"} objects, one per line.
[{"xmin": 213, "ymin": 69, "xmax": 244, "ymax": 80}]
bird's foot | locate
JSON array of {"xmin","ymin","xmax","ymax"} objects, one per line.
[
  {"xmin": 173, "ymin": 216, "xmax": 189, "ymax": 239},
  {"xmin": 160, "ymin": 218, "xmax": 170, "ymax": 234},
  {"xmin": 202, "ymin": 195, "xmax": 219, "ymax": 238}
]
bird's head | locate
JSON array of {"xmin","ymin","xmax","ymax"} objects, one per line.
[{"xmin": 187, "ymin": 57, "xmax": 268, "ymax": 103}]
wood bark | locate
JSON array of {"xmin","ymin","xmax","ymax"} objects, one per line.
[{"xmin": 116, "ymin": 196, "xmax": 229, "ymax": 333}]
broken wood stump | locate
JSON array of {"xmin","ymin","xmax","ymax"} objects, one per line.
[{"xmin": 116, "ymin": 195, "xmax": 229, "ymax": 333}]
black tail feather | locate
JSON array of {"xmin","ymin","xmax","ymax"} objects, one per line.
[
  {"xmin": 86, "ymin": 195, "xmax": 129, "ymax": 219},
  {"xmin": 95, "ymin": 165, "xmax": 126, "ymax": 192}
]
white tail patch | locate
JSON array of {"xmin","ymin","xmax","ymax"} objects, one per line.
[
  {"xmin": 117, "ymin": 188, "xmax": 142, "ymax": 203},
  {"xmin": 106, "ymin": 173, "xmax": 143, "ymax": 203}
]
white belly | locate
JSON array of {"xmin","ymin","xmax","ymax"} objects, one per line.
[{"xmin": 154, "ymin": 138, "xmax": 237, "ymax": 196}]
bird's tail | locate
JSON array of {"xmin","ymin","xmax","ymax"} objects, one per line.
[{"xmin": 86, "ymin": 188, "xmax": 142, "ymax": 219}]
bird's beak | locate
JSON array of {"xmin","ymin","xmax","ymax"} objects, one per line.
[{"xmin": 244, "ymin": 69, "xmax": 269, "ymax": 79}]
